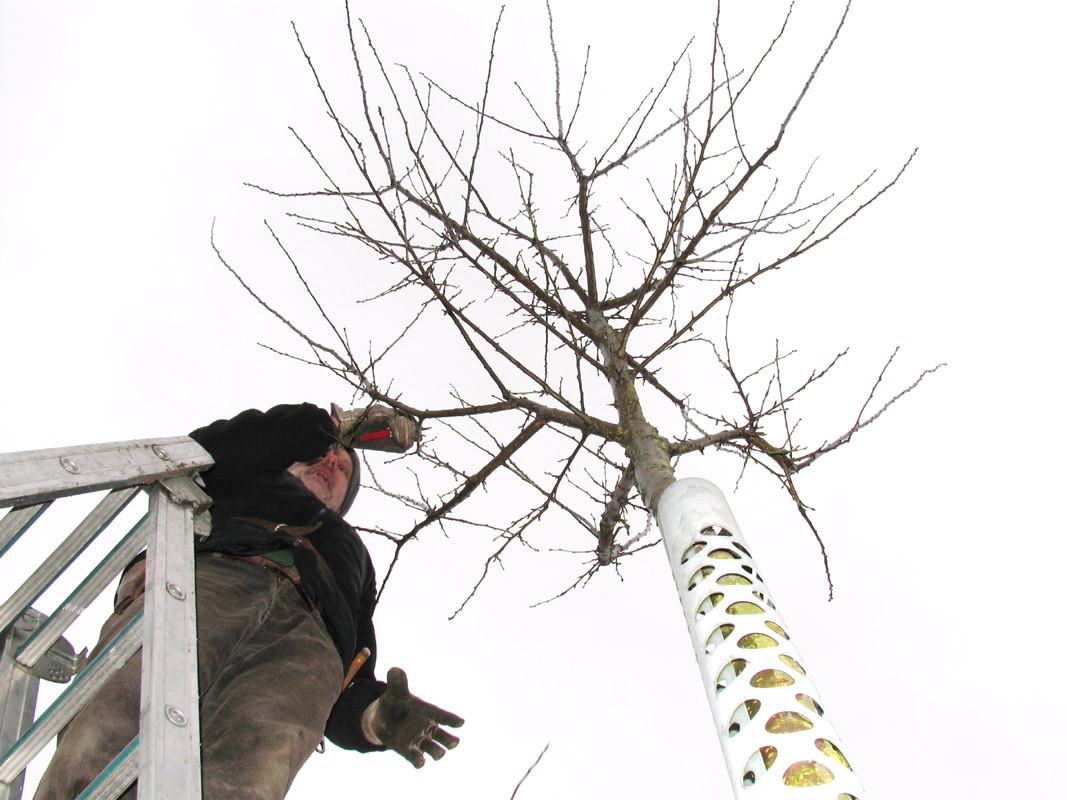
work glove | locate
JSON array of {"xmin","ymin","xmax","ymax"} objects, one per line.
[
  {"xmin": 331, "ymin": 403, "xmax": 420, "ymax": 453},
  {"xmin": 361, "ymin": 667, "xmax": 464, "ymax": 768}
]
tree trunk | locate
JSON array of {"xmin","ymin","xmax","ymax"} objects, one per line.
[
  {"xmin": 587, "ymin": 309, "xmax": 675, "ymax": 511},
  {"xmin": 587, "ymin": 310, "xmax": 867, "ymax": 797}
]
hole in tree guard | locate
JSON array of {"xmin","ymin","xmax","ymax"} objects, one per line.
[
  {"xmin": 696, "ymin": 593, "xmax": 725, "ymax": 616},
  {"xmin": 816, "ymin": 739, "xmax": 851, "ymax": 770},
  {"xmin": 688, "ymin": 566, "xmax": 715, "ymax": 590},
  {"xmin": 750, "ymin": 669, "xmax": 794, "ymax": 688},
  {"xmin": 727, "ymin": 699, "xmax": 761, "ymax": 737},
  {"xmin": 779, "ymin": 654, "xmax": 805, "ymax": 675},
  {"xmin": 709, "ymin": 548, "xmax": 741, "ymax": 559},
  {"xmin": 705, "ymin": 624, "xmax": 735, "ymax": 653},
  {"xmin": 765, "ymin": 621, "xmax": 788, "ymax": 638},
  {"xmin": 680, "ymin": 541, "xmax": 707, "ymax": 564},
  {"xmin": 795, "ymin": 694, "xmax": 825, "ymax": 716},
  {"xmin": 717, "ymin": 574, "xmax": 752, "ymax": 586},
  {"xmin": 782, "ymin": 760, "xmax": 835, "ymax": 787},
  {"xmin": 751, "ymin": 590, "xmax": 775, "ymax": 609},
  {"xmin": 701, "ymin": 525, "xmax": 730, "ymax": 537},
  {"xmin": 741, "ymin": 746, "xmax": 777, "ymax": 788},
  {"xmin": 716, "ymin": 659, "xmax": 748, "ymax": 693},
  {"xmin": 727, "ymin": 601, "xmax": 765, "ymax": 615},
  {"xmin": 765, "ymin": 711, "xmax": 814, "ymax": 733},
  {"xmin": 737, "ymin": 633, "xmax": 778, "ymax": 649}
]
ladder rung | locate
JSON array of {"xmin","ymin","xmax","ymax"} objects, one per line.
[
  {"xmin": 0, "ymin": 488, "xmax": 139, "ymax": 635},
  {"xmin": 0, "ymin": 503, "xmax": 51, "ymax": 557},
  {"xmin": 0, "ymin": 613, "xmax": 142, "ymax": 785},
  {"xmin": 17, "ymin": 516, "xmax": 149, "ymax": 672},
  {"xmin": 76, "ymin": 737, "xmax": 138, "ymax": 800}
]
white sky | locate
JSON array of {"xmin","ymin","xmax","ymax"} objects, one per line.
[{"xmin": 2, "ymin": 1, "xmax": 1065, "ymax": 798}]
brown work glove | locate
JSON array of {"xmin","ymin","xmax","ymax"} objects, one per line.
[
  {"xmin": 332, "ymin": 403, "xmax": 420, "ymax": 453},
  {"xmin": 361, "ymin": 667, "xmax": 464, "ymax": 768}
]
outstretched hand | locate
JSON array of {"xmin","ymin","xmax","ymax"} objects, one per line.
[{"xmin": 362, "ymin": 667, "xmax": 464, "ymax": 768}]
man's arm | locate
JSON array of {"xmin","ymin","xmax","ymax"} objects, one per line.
[
  {"xmin": 190, "ymin": 403, "xmax": 337, "ymax": 481},
  {"xmin": 324, "ymin": 677, "xmax": 390, "ymax": 753},
  {"xmin": 323, "ymin": 561, "xmax": 388, "ymax": 752},
  {"xmin": 323, "ymin": 564, "xmax": 462, "ymax": 763}
]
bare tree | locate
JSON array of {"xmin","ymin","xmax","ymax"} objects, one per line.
[
  {"xmin": 215, "ymin": 3, "xmax": 947, "ymax": 791},
  {"xmin": 218, "ymin": 0, "xmax": 939, "ymax": 612}
]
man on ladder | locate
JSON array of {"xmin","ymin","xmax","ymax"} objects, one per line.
[{"xmin": 34, "ymin": 402, "xmax": 462, "ymax": 799}]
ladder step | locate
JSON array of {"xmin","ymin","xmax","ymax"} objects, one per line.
[
  {"xmin": 0, "ymin": 503, "xmax": 51, "ymax": 557},
  {"xmin": 75, "ymin": 737, "xmax": 138, "ymax": 800},
  {"xmin": 17, "ymin": 516, "xmax": 149, "ymax": 673},
  {"xmin": 0, "ymin": 613, "xmax": 142, "ymax": 785}
]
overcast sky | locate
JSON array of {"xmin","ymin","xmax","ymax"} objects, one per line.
[{"xmin": 2, "ymin": 2, "xmax": 1065, "ymax": 798}]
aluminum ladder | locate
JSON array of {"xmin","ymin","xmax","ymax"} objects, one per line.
[{"xmin": 0, "ymin": 437, "xmax": 213, "ymax": 800}]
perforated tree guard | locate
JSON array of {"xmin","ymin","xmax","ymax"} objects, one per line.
[{"xmin": 656, "ymin": 478, "xmax": 866, "ymax": 799}]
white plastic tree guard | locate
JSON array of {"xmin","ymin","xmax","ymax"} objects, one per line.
[{"xmin": 656, "ymin": 478, "xmax": 865, "ymax": 799}]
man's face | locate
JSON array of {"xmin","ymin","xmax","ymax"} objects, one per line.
[{"xmin": 286, "ymin": 446, "xmax": 354, "ymax": 513}]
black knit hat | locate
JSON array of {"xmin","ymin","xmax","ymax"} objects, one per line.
[{"xmin": 337, "ymin": 446, "xmax": 360, "ymax": 516}]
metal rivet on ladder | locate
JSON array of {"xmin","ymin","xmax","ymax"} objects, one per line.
[
  {"xmin": 60, "ymin": 456, "xmax": 80, "ymax": 473},
  {"xmin": 152, "ymin": 444, "xmax": 171, "ymax": 460},
  {"xmin": 166, "ymin": 582, "xmax": 186, "ymax": 601},
  {"xmin": 165, "ymin": 705, "xmax": 188, "ymax": 727}
]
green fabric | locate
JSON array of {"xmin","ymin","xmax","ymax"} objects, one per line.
[{"xmin": 260, "ymin": 550, "xmax": 296, "ymax": 568}]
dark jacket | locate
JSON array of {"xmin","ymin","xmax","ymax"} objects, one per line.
[{"xmin": 189, "ymin": 403, "xmax": 387, "ymax": 751}]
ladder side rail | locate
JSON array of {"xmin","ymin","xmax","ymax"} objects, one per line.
[
  {"xmin": 0, "ymin": 616, "xmax": 41, "ymax": 800},
  {"xmin": 137, "ymin": 485, "xmax": 201, "ymax": 800},
  {"xmin": 0, "ymin": 437, "xmax": 213, "ymax": 509}
]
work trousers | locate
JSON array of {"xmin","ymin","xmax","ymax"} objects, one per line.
[{"xmin": 33, "ymin": 555, "xmax": 344, "ymax": 800}]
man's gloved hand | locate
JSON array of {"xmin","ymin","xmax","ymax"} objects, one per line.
[
  {"xmin": 331, "ymin": 403, "xmax": 420, "ymax": 453},
  {"xmin": 361, "ymin": 667, "xmax": 463, "ymax": 768}
]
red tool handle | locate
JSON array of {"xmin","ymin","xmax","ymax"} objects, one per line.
[{"xmin": 359, "ymin": 428, "xmax": 392, "ymax": 442}]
